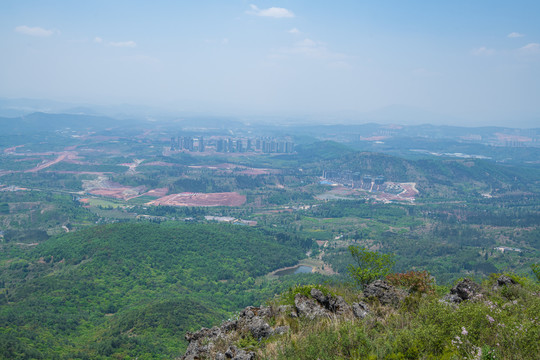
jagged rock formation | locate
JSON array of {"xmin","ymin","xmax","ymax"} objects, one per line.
[
  {"xmin": 443, "ymin": 278, "xmax": 482, "ymax": 303},
  {"xmin": 492, "ymin": 274, "xmax": 518, "ymax": 291},
  {"xmin": 181, "ymin": 306, "xmax": 282, "ymax": 360},
  {"xmin": 182, "ymin": 277, "xmax": 530, "ymax": 359},
  {"xmin": 181, "ymin": 289, "xmax": 370, "ymax": 359},
  {"xmin": 363, "ymin": 280, "xmax": 407, "ymax": 306},
  {"xmin": 181, "ymin": 275, "xmax": 539, "ymax": 360}
]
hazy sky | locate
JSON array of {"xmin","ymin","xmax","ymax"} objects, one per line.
[{"xmin": 1, "ymin": 1, "xmax": 539, "ymax": 126}]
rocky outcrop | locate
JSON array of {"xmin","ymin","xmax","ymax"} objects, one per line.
[
  {"xmin": 491, "ymin": 274, "xmax": 519, "ymax": 291},
  {"xmin": 182, "ymin": 305, "xmax": 294, "ymax": 359},
  {"xmin": 294, "ymin": 288, "xmax": 369, "ymax": 319},
  {"xmin": 220, "ymin": 345, "xmax": 255, "ymax": 360},
  {"xmin": 352, "ymin": 301, "xmax": 370, "ymax": 319},
  {"xmin": 294, "ymin": 294, "xmax": 332, "ymax": 319},
  {"xmin": 497, "ymin": 275, "xmax": 517, "ymax": 287},
  {"xmin": 443, "ymin": 278, "xmax": 482, "ymax": 303},
  {"xmin": 182, "ymin": 306, "xmax": 274, "ymax": 360},
  {"xmin": 182, "ymin": 288, "xmax": 373, "ymax": 359},
  {"xmin": 363, "ymin": 280, "xmax": 405, "ymax": 306}
]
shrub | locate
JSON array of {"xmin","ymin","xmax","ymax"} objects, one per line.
[
  {"xmin": 385, "ymin": 270, "xmax": 435, "ymax": 294},
  {"xmin": 347, "ymin": 246, "xmax": 395, "ymax": 287},
  {"xmin": 531, "ymin": 263, "xmax": 540, "ymax": 283}
]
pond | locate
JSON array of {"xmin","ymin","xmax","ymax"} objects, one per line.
[{"xmin": 273, "ymin": 265, "xmax": 313, "ymax": 277}]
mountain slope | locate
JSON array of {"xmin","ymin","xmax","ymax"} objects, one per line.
[{"xmin": 0, "ymin": 223, "xmax": 312, "ymax": 359}]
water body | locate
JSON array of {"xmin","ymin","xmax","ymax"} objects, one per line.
[{"xmin": 274, "ymin": 265, "xmax": 313, "ymax": 277}]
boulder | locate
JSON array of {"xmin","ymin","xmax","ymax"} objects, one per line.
[
  {"xmin": 273, "ymin": 325, "xmax": 290, "ymax": 335},
  {"xmin": 444, "ymin": 278, "xmax": 482, "ymax": 303},
  {"xmin": 182, "ymin": 306, "xmax": 277, "ymax": 359},
  {"xmin": 309, "ymin": 288, "xmax": 352, "ymax": 315},
  {"xmin": 294, "ymin": 288, "xmax": 356, "ymax": 319},
  {"xmin": 294, "ymin": 294, "xmax": 332, "ymax": 319},
  {"xmin": 352, "ymin": 302, "xmax": 370, "ymax": 319},
  {"xmin": 238, "ymin": 314, "xmax": 273, "ymax": 340},
  {"xmin": 497, "ymin": 275, "xmax": 517, "ymax": 287},
  {"xmin": 363, "ymin": 280, "xmax": 404, "ymax": 306},
  {"xmin": 224, "ymin": 345, "xmax": 255, "ymax": 360}
]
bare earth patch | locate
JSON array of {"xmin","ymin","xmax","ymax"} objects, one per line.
[{"xmin": 148, "ymin": 192, "xmax": 246, "ymax": 207}]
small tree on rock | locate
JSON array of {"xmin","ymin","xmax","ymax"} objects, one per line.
[{"xmin": 347, "ymin": 245, "xmax": 395, "ymax": 287}]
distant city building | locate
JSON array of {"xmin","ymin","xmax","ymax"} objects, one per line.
[
  {"xmin": 183, "ymin": 136, "xmax": 194, "ymax": 151},
  {"xmin": 198, "ymin": 136, "xmax": 205, "ymax": 152},
  {"xmin": 168, "ymin": 134, "xmax": 294, "ymax": 154},
  {"xmin": 217, "ymin": 139, "xmax": 226, "ymax": 152}
]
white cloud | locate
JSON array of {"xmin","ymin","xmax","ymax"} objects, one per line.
[
  {"xmin": 471, "ymin": 46, "xmax": 495, "ymax": 56},
  {"xmin": 93, "ymin": 37, "xmax": 103, "ymax": 43},
  {"xmin": 108, "ymin": 40, "xmax": 137, "ymax": 48},
  {"xmin": 519, "ymin": 43, "xmax": 540, "ymax": 53},
  {"xmin": 247, "ymin": 4, "xmax": 294, "ymax": 18},
  {"xmin": 279, "ymin": 38, "xmax": 347, "ymax": 61},
  {"xmin": 288, "ymin": 28, "xmax": 300, "ymax": 34},
  {"xmin": 221, "ymin": 38, "xmax": 229, "ymax": 45},
  {"xmin": 15, "ymin": 25, "xmax": 54, "ymax": 37},
  {"xmin": 299, "ymin": 38, "xmax": 317, "ymax": 47},
  {"xmin": 507, "ymin": 32, "xmax": 525, "ymax": 38}
]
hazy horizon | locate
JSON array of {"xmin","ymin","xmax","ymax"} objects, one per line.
[{"xmin": 1, "ymin": 1, "xmax": 539, "ymax": 127}]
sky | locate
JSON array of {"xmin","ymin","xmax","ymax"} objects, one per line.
[{"xmin": 1, "ymin": 0, "xmax": 539, "ymax": 127}]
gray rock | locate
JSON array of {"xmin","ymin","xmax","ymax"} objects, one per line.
[
  {"xmin": 240, "ymin": 315, "xmax": 273, "ymax": 339},
  {"xmin": 308, "ymin": 288, "xmax": 353, "ymax": 316},
  {"xmin": 442, "ymin": 293, "xmax": 463, "ymax": 304},
  {"xmin": 183, "ymin": 292, "xmax": 359, "ymax": 359},
  {"xmin": 294, "ymin": 294, "xmax": 331, "ymax": 319},
  {"xmin": 363, "ymin": 280, "xmax": 404, "ymax": 306},
  {"xmin": 327, "ymin": 295, "xmax": 352, "ymax": 315},
  {"xmin": 225, "ymin": 345, "xmax": 255, "ymax": 360},
  {"xmin": 273, "ymin": 325, "xmax": 290, "ymax": 335},
  {"xmin": 257, "ymin": 306, "xmax": 273, "ymax": 318},
  {"xmin": 497, "ymin": 275, "xmax": 517, "ymax": 287},
  {"xmin": 310, "ymin": 288, "xmax": 328, "ymax": 305},
  {"xmin": 447, "ymin": 278, "xmax": 482, "ymax": 303},
  {"xmin": 352, "ymin": 302, "xmax": 370, "ymax": 319}
]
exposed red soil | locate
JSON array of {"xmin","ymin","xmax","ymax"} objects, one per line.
[
  {"xmin": 25, "ymin": 153, "xmax": 69, "ymax": 172},
  {"xmin": 89, "ymin": 185, "xmax": 146, "ymax": 200},
  {"xmin": 399, "ymin": 183, "xmax": 419, "ymax": 198},
  {"xmin": 148, "ymin": 192, "xmax": 246, "ymax": 207},
  {"xmin": 142, "ymin": 187, "xmax": 169, "ymax": 198},
  {"xmin": 238, "ymin": 168, "xmax": 275, "ymax": 175}
]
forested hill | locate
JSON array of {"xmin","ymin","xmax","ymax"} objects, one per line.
[
  {"xmin": 0, "ymin": 223, "xmax": 313, "ymax": 359},
  {"xmin": 298, "ymin": 143, "xmax": 540, "ymax": 197}
]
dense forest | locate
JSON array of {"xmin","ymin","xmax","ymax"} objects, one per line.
[{"xmin": 0, "ymin": 223, "xmax": 319, "ymax": 359}]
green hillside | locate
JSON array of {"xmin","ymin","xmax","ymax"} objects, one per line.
[
  {"xmin": 0, "ymin": 223, "xmax": 314, "ymax": 359},
  {"xmin": 314, "ymin": 149, "xmax": 540, "ymax": 198}
]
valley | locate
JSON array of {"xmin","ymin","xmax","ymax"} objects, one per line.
[{"xmin": 0, "ymin": 113, "xmax": 539, "ymax": 358}]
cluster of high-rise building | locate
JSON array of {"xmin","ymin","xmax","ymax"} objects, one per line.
[
  {"xmin": 170, "ymin": 135, "xmax": 294, "ymax": 154},
  {"xmin": 170, "ymin": 136, "xmax": 205, "ymax": 152}
]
